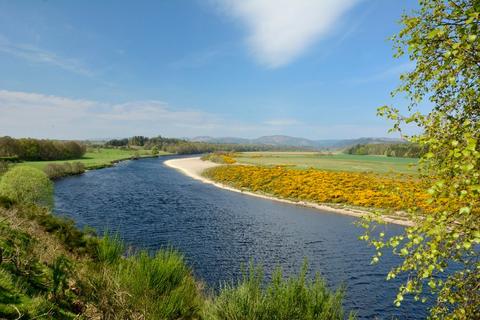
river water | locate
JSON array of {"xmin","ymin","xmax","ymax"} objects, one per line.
[{"xmin": 54, "ymin": 156, "xmax": 429, "ymax": 319}]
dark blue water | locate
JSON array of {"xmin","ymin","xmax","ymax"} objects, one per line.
[{"xmin": 54, "ymin": 156, "xmax": 429, "ymax": 319}]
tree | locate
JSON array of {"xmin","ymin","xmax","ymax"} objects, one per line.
[
  {"xmin": 363, "ymin": 1, "xmax": 480, "ymax": 318},
  {"xmin": 0, "ymin": 166, "xmax": 53, "ymax": 208}
]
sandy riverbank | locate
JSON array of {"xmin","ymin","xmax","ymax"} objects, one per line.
[{"xmin": 164, "ymin": 157, "xmax": 413, "ymax": 227}]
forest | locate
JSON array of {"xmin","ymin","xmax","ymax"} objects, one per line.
[
  {"xmin": 0, "ymin": 136, "xmax": 86, "ymax": 161},
  {"xmin": 345, "ymin": 143, "xmax": 425, "ymax": 158},
  {"xmin": 106, "ymin": 135, "xmax": 304, "ymax": 154}
]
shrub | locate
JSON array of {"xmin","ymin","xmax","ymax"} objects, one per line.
[
  {"xmin": 205, "ymin": 262, "xmax": 353, "ymax": 320},
  {"xmin": 201, "ymin": 152, "xmax": 237, "ymax": 164},
  {"xmin": 96, "ymin": 233, "xmax": 125, "ymax": 265},
  {"xmin": 0, "ymin": 136, "xmax": 86, "ymax": 161},
  {"xmin": 0, "ymin": 161, "xmax": 8, "ymax": 177},
  {"xmin": 43, "ymin": 162, "xmax": 85, "ymax": 179},
  {"xmin": 117, "ymin": 249, "xmax": 202, "ymax": 319},
  {"xmin": 0, "ymin": 166, "xmax": 53, "ymax": 208}
]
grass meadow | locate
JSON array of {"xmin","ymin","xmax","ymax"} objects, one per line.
[
  {"xmin": 234, "ymin": 152, "xmax": 418, "ymax": 175},
  {"xmin": 19, "ymin": 148, "xmax": 170, "ymax": 170}
]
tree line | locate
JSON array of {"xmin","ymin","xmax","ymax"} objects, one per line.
[
  {"xmin": 0, "ymin": 136, "xmax": 86, "ymax": 161},
  {"xmin": 345, "ymin": 143, "xmax": 425, "ymax": 158},
  {"xmin": 106, "ymin": 135, "xmax": 306, "ymax": 154}
]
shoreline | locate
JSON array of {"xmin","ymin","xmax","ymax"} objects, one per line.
[{"xmin": 164, "ymin": 157, "xmax": 414, "ymax": 227}]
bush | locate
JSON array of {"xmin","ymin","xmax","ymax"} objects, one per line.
[
  {"xmin": 96, "ymin": 233, "xmax": 124, "ymax": 265},
  {"xmin": 0, "ymin": 161, "xmax": 8, "ymax": 177},
  {"xmin": 201, "ymin": 152, "xmax": 236, "ymax": 164},
  {"xmin": 0, "ymin": 166, "xmax": 53, "ymax": 208},
  {"xmin": 117, "ymin": 249, "xmax": 202, "ymax": 319},
  {"xmin": 0, "ymin": 136, "xmax": 86, "ymax": 161},
  {"xmin": 89, "ymin": 236, "xmax": 202, "ymax": 319},
  {"xmin": 43, "ymin": 162, "xmax": 85, "ymax": 179},
  {"xmin": 205, "ymin": 262, "xmax": 352, "ymax": 320}
]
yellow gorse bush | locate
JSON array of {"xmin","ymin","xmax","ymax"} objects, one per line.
[{"xmin": 204, "ymin": 165, "xmax": 431, "ymax": 212}]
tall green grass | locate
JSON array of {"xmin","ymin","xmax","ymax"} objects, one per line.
[
  {"xmin": 90, "ymin": 235, "xmax": 202, "ymax": 319},
  {"xmin": 204, "ymin": 262, "xmax": 354, "ymax": 320}
]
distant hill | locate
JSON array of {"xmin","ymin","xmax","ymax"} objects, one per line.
[{"xmin": 190, "ymin": 135, "xmax": 402, "ymax": 149}]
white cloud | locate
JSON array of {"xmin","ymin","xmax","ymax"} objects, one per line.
[
  {"xmin": 214, "ymin": 0, "xmax": 359, "ymax": 68},
  {"xmin": 0, "ymin": 90, "xmax": 225, "ymax": 139}
]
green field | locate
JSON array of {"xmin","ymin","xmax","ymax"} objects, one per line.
[
  {"xmin": 19, "ymin": 148, "xmax": 170, "ymax": 170},
  {"xmin": 234, "ymin": 152, "xmax": 419, "ymax": 175}
]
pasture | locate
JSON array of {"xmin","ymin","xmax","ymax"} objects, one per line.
[
  {"xmin": 234, "ymin": 152, "xmax": 418, "ymax": 175},
  {"xmin": 19, "ymin": 148, "xmax": 169, "ymax": 170}
]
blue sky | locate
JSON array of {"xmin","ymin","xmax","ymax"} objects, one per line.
[{"xmin": 0, "ymin": 0, "xmax": 419, "ymax": 140}]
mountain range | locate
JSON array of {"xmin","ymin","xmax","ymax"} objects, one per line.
[{"xmin": 190, "ymin": 135, "xmax": 402, "ymax": 149}]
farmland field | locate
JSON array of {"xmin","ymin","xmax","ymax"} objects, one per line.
[
  {"xmin": 234, "ymin": 152, "xmax": 418, "ymax": 175},
  {"xmin": 19, "ymin": 148, "xmax": 170, "ymax": 170}
]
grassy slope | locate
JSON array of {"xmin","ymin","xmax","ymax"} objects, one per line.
[
  {"xmin": 18, "ymin": 148, "xmax": 170, "ymax": 170},
  {"xmin": 234, "ymin": 152, "xmax": 418, "ymax": 175}
]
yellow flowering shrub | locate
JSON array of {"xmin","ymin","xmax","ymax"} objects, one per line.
[
  {"xmin": 201, "ymin": 153, "xmax": 237, "ymax": 164},
  {"xmin": 204, "ymin": 165, "xmax": 430, "ymax": 212}
]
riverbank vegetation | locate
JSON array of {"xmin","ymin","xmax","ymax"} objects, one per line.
[
  {"xmin": 201, "ymin": 152, "xmax": 237, "ymax": 164},
  {"xmin": 43, "ymin": 162, "xmax": 85, "ymax": 179},
  {"xmin": 0, "ymin": 137, "xmax": 86, "ymax": 161},
  {"xmin": 0, "ymin": 164, "xmax": 352, "ymax": 319},
  {"xmin": 20, "ymin": 148, "xmax": 164, "ymax": 171},
  {"xmin": 204, "ymin": 165, "xmax": 428, "ymax": 215}
]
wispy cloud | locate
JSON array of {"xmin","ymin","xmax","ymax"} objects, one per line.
[
  {"xmin": 0, "ymin": 35, "xmax": 94, "ymax": 76},
  {"xmin": 213, "ymin": 0, "xmax": 359, "ymax": 68},
  {"xmin": 0, "ymin": 90, "xmax": 224, "ymax": 139}
]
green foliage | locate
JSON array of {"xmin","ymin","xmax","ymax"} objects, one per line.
[
  {"xmin": 43, "ymin": 162, "xmax": 85, "ymax": 179},
  {"xmin": 0, "ymin": 136, "xmax": 86, "ymax": 161},
  {"xmin": 346, "ymin": 143, "xmax": 425, "ymax": 158},
  {"xmin": 117, "ymin": 249, "xmax": 202, "ymax": 319},
  {"xmin": 96, "ymin": 232, "xmax": 125, "ymax": 265},
  {"xmin": 151, "ymin": 145, "xmax": 159, "ymax": 155},
  {"xmin": 0, "ymin": 166, "xmax": 53, "ymax": 208},
  {"xmin": 0, "ymin": 212, "xmax": 78, "ymax": 319},
  {"xmin": 364, "ymin": 1, "xmax": 480, "ymax": 318},
  {"xmin": 205, "ymin": 262, "xmax": 352, "ymax": 320},
  {"xmin": 201, "ymin": 152, "xmax": 237, "ymax": 164},
  {"xmin": 51, "ymin": 255, "xmax": 72, "ymax": 298},
  {"xmin": 0, "ymin": 161, "xmax": 8, "ymax": 177}
]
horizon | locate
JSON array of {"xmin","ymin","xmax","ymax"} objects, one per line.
[{"xmin": 0, "ymin": 1, "xmax": 425, "ymax": 140}]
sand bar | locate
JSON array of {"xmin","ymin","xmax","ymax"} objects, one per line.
[{"xmin": 164, "ymin": 157, "xmax": 414, "ymax": 227}]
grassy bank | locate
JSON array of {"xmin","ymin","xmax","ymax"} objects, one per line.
[
  {"xmin": 19, "ymin": 148, "xmax": 170, "ymax": 171},
  {"xmin": 234, "ymin": 152, "xmax": 418, "ymax": 175}
]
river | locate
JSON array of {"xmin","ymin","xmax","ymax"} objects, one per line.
[{"xmin": 54, "ymin": 156, "xmax": 429, "ymax": 319}]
